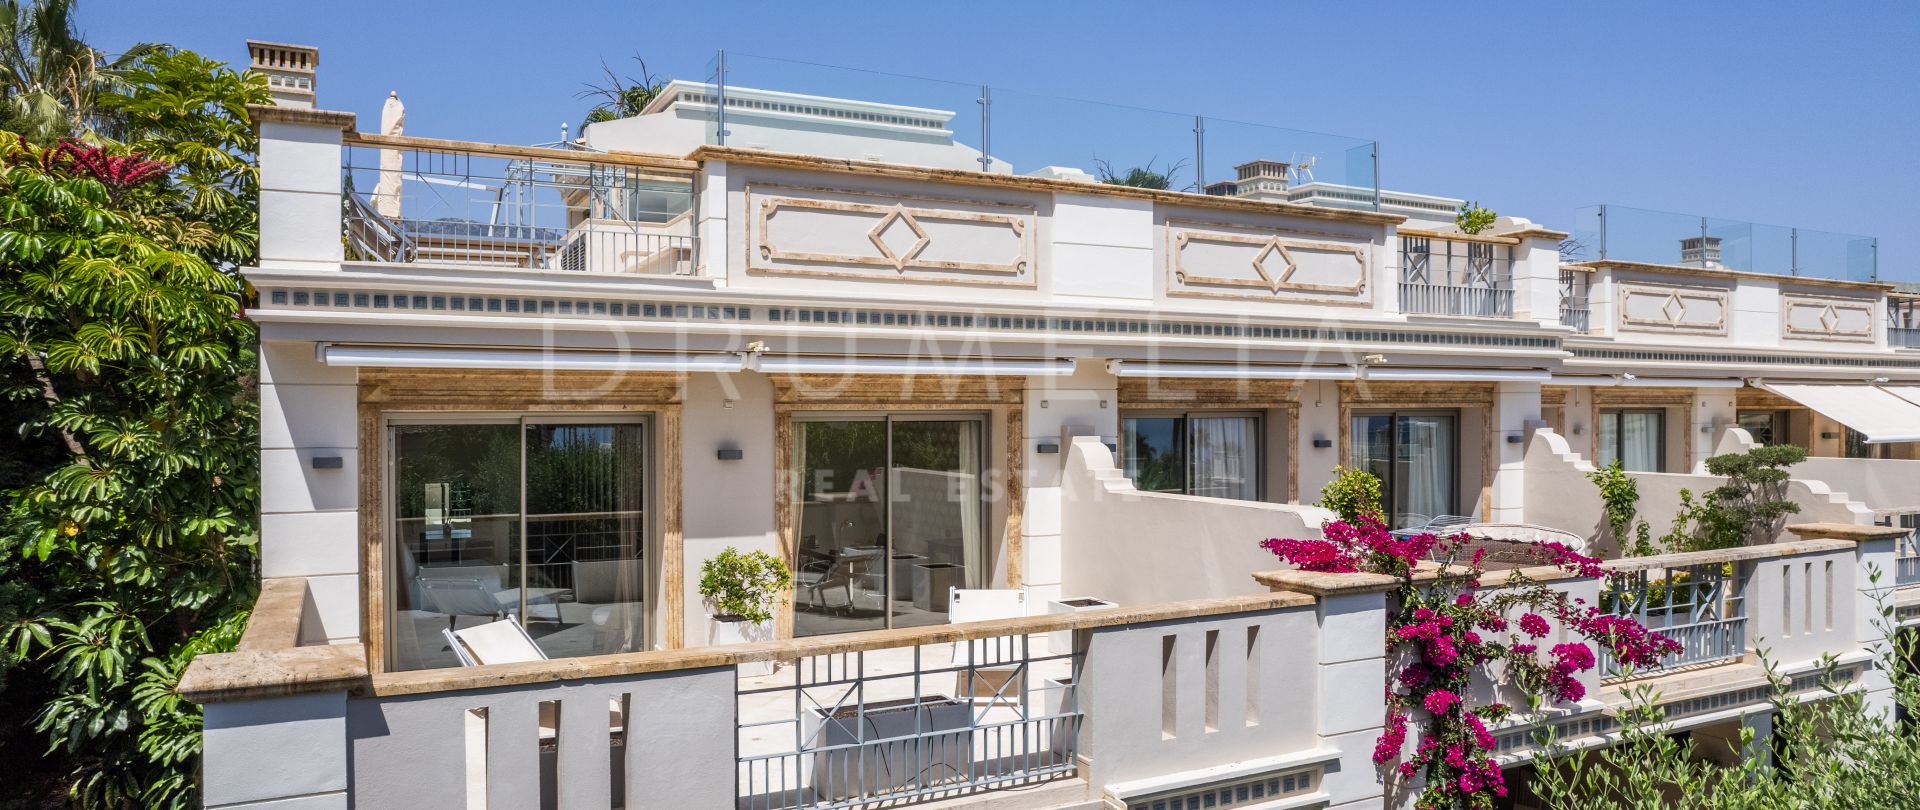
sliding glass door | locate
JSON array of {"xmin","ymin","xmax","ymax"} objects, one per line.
[
  {"xmin": 389, "ymin": 417, "xmax": 647, "ymax": 671},
  {"xmin": 1350, "ymin": 411, "xmax": 1458, "ymax": 529},
  {"xmin": 1121, "ymin": 413, "xmax": 1261, "ymax": 501},
  {"xmin": 792, "ymin": 414, "xmax": 986, "ymax": 638}
]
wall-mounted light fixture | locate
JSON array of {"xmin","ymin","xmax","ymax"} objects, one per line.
[
  {"xmin": 1506, "ymin": 434, "xmax": 1523, "ymax": 444},
  {"xmin": 1312, "ymin": 438, "xmax": 1333, "ymax": 449},
  {"xmin": 1036, "ymin": 442, "xmax": 1061, "ymax": 454},
  {"xmin": 716, "ymin": 447, "xmax": 744, "ymax": 461},
  {"xmin": 1821, "ymin": 431, "xmax": 1840, "ymax": 440},
  {"xmin": 311, "ymin": 455, "xmax": 343, "ymax": 469}
]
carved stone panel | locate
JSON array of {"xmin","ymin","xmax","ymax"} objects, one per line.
[
  {"xmin": 1617, "ymin": 283, "xmax": 1728, "ymax": 336},
  {"xmin": 1164, "ymin": 218, "xmax": 1372, "ymax": 306},
  {"xmin": 747, "ymin": 183, "xmax": 1036, "ymax": 287},
  {"xmin": 1781, "ymin": 294, "xmax": 1875, "ymax": 343}
]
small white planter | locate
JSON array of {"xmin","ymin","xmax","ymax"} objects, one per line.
[
  {"xmin": 1046, "ymin": 597, "xmax": 1116, "ymax": 655},
  {"xmin": 709, "ymin": 615, "xmax": 776, "ymax": 676}
]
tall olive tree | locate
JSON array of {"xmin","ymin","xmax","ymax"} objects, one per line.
[{"xmin": 0, "ymin": 47, "xmax": 266, "ymax": 808}]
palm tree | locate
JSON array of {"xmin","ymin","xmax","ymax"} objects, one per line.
[
  {"xmin": 0, "ymin": 0, "xmax": 160, "ymax": 143},
  {"xmin": 576, "ymin": 55, "xmax": 667, "ymax": 134}
]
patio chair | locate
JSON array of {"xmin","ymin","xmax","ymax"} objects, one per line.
[
  {"xmin": 442, "ymin": 618, "xmax": 547, "ymax": 667},
  {"xmin": 418, "ymin": 575, "xmax": 509, "ymax": 633},
  {"xmin": 795, "ymin": 554, "xmax": 857, "ymax": 614}
]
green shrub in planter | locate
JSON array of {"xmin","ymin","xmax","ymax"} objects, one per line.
[{"xmin": 699, "ymin": 547, "xmax": 792, "ymax": 623}]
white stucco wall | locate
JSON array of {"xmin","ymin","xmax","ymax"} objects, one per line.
[
  {"xmin": 1058, "ymin": 437, "xmax": 1333, "ymax": 605},
  {"xmin": 1522, "ymin": 430, "xmax": 1872, "ymax": 557}
]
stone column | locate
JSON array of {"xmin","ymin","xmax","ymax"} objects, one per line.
[{"xmin": 1256, "ymin": 570, "xmax": 1400, "ymax": 808}]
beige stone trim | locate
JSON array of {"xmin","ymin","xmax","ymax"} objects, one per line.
[
  {"xmin": 248, "ymin": 104, "xmax": 356, "ymax": 130},
  {"xmin": 1616, "ymin": 282, "xmax": 1730, "ymax": 336},
  {"xmin": 1576, "ymin": 260, "xmax": 1892, "ymax": 293},
  {"xmin": 1780, "ymin": 293, "xmax": 1877, "ymax": 344},
  {"xmin": 1253, "ymin": 569, "xmax": 1399, "ymax": 596},
  {"xmin": 364, "ymin": 591, "xmax": 1316, "ymax": 698},
  {"xmin": 1396, "ymin": 227, "xmax": 1521, "ymax": 246},
  {"xmin": 1784, "ymin": 523, "xmax": 1909, "ymax": 543},
  {"xmin": 345, "ymin": 130, "xmax": 697, "ymax": 172},
  {"xmin": 693, "ymin": 145, "xmax": 1408, "ymax": 226},
  {"xmin": 237, "ymin": 577, "xmax": 309, "ymax": 652},
  {"xmin": 745, "ymin": 183, "xmax": 1037, "ymax": 285}
]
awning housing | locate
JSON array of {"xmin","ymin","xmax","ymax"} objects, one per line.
[{"xmin": 1759, "ymin": 383, "xmax": 1920, "ymax": 444}]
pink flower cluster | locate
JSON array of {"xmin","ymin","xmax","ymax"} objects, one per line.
[
  {"xmin": 1262, "ymin": 517, "xmax": 1464, "ymax": 576},
  {"xmin": 1261, "ymin": 512, "xmax": 1679, "ymax": 807},
  {"xmin": 1572, "ymin": 612, "xmax": 1684, "ymax": 670},
  {"xmin": 1258, "ymin": 537, "xmax": 1356, "ymax": 573}
]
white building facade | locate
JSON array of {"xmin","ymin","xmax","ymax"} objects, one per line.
[{"xmin": 185, "ymin": 42, "xmax": 1920, "ymax": 810}]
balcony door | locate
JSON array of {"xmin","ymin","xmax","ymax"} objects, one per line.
[
  {"xmin": 388, "ymin": 417, "xmax": 648, "ymax": 671},
  {"xmin": 792, "ymin": 414, "xmax": 987, "ymax": 638},
  {"xmin": 1351, "ymin": 411, "xmax": 1458, "ymax": 529}
]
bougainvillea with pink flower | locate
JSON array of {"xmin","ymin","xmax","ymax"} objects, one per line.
[{"xmin": 1263, "ymin": 511, "xmax": 1681, "ymax": 809}]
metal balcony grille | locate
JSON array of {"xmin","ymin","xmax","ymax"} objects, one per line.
[{"xmin": 1398, "ymin": 236, "xmax": 1513, "ymax": 317}]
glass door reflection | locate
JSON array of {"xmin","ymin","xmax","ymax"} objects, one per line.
[{"xmin": 793, "ymin": 415, "xmax": 985, "ymax": 637}]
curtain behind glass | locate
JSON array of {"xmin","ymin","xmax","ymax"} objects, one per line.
[
  {"xmin": 1397, "ymin": 415, "xmax": 1454, "ymax": 527},
  {"xmin": 1620, "ymin": 412, "xmax": 1662, "ymax": 472},
  {"xmin": 1597, "ymin": 411, "xmax": 1621, "ymax": 468},
  {"xmin": 1188, "ymin": 416, "xmax": 1258, "ymax": 500}
]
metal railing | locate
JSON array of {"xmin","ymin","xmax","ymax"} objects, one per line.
[
  {"xmin": 1896, "ymin": 515, "xmax": 1920, "ymax": 587},
  {"xmin": 341, "ymin": 141, "xmax": 697, "ymax": 275},
  {"xmin": 736, "ymin": 631, "xmax": 1080, "ymax": 810},
  {"xmin": 1892, "ymin": 297, "xmax": 1920, "ymax": 349},
  {"xmin": 1598, "ymin": 562, "xmax": 1747, "ymax": 677},
  {"xmin": 1398, "ymin": 236, "xmax": 1513, "ymax": 317},
  {"xmin": 1559, "ymin": 268, "xmax": 1591, "ymax": 332}
]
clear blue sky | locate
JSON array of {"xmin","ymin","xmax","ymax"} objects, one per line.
[{"xmin": 80, "ymin": 1, "xmax": 1920, "ymax": 280}]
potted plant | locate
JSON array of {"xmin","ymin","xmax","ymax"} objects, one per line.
[{"xmin": 699, "ymin": 547, "xmax": 791, "ymax": 674}]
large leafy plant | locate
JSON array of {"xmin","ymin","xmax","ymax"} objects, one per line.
[
  {"xmin": 0, "ymin": 47, "xmax": 266, "ymax": 809},
  {"xmin": 699, "ymin": 547, "xmax": 792, "ymax": 625}
]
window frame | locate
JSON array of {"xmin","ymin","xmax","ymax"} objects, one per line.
[
  {"xmin": 382, "ymin": 411, "xmax": 656, "ymax": 671},
  {"xmin": 1597, "ymin": 407, "xmax": 1668, "ymax": 473},
  {"xmin": 1119, "ymin": 409, "xmax": 1265, "ymax": 501}
]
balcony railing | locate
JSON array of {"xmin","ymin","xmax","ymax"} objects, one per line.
[
  {"xmin": 737, "ymin": 632, "xmax": 1079, "ymax": 810},
  {"xmin": 341, "ymin": 136, "xmax": 698, "ymax": 275},
  {"xmin": 1598, "ymin": 560, "xmax": 1746, "ymax": 677},
  {"xmin": 1570, "ymin": 204, "xmax": 1877, "ymax": 282},
  {"xmin": 1892, "ymin": 297, "xmax": 1920, "ymax": 349},
  {"xmin": 1896, "ymin": 516, "xmax": 1920, "ymax": 587},
  {"xmin": 1559, "ymin": 267, "xmax": 1592, "ymax": 332},
  {"xmin": 1398, "ymin": 235, "xmax": 1513, "ymax": 317}
]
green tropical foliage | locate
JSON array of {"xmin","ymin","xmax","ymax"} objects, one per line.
[
  {"xmin": 0, "ymin": 0, "xmax": 160, "ymax": 143},
  {"xmin": 698, "ymin": 547, "xmax": 791, "ymax": 624},
  {"xmin": 1663, "ymin": 444, "xmax": 1808, "ymax": 552},
  {"xmin": 578, "ymin": 56, "xmax": 666, "ymax": 133},
  {"xmin": 1093, "ymin": 156, "xmax": 1187, "ymax": 190},
  {"xmin": 1531, "ymin": 586, "xmax": 1920, "ymax": 808},
  {"xmin": 1455, "ymin": 201, "xmax": 1496, "ymax": 234},
  {"xmin": 0, "ymin": 39, "xmax": 266, "ymax": 809},
  {"xmin": 1317, "ymin": 465, "xmax": 1385, "ymax": 525}
]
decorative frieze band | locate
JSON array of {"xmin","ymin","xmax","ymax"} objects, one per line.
[
  {"xmin": 1164, "ymin": 218, "xmax": 1373, "ymax": 306},
  {"xmin": 1617, "ymin": 282, "xmax": 1729, "ymax": 336},
  {"xmin": 747, "ymin": 183, "xmax": 1037, "ymax": 287},
  {"xmin": 1781, "ymin": 294, "xmax": 1875, "ymax": 343}
]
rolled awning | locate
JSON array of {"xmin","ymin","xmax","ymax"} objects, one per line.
[{"xmin": 1759, "ymin": 383, "xmax": 1920, "ymax": 444}]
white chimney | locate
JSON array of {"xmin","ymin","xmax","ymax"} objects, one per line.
[{"xmin": 247, "ymin": 40, "xmax": 319, "ymax": 108}]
